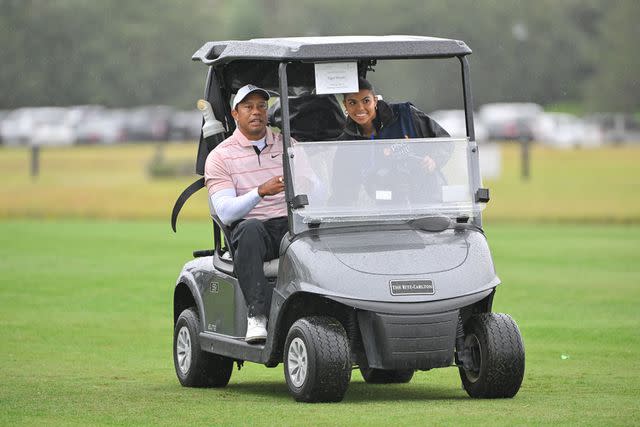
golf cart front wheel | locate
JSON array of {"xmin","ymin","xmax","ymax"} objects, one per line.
[
  {"xmin": 360, "ymin": 367, "xmax": 414, "ymax": 384},
  {"xmin": 459, "ymin": 313, "xmax": 525, "ymax": 398},
  {"xmin": 284, "ymin": 316, "xmax": 352, "ymax": 402},
  {"xmin": 173, "ymin": 307, "xmax": 233, "ymax": 387}
]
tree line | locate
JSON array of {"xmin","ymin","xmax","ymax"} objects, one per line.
[{"xmin": 1, "ymin": 0, "xmax": 637, "ymax": 113}]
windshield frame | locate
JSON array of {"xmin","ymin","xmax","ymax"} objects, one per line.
[
  {"xmin": 287, "ymin": 137, "xmax": 484, "ymax": 234},
  {"xmin": 276, "ymin": 56, "xmax": 482, "ymax": 237}
]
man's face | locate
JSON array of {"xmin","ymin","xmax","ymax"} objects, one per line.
[{"xmin": 231, "ymin": 92, "xmax": 269, "ymax": 139}]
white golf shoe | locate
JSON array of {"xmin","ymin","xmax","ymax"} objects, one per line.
[{"xmin": 245, "ymin": 315, "xmax": 267, "ymax": 343}]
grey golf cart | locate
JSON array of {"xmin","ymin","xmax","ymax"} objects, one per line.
[{"xmin": 171, "ymin": 36, "xmax": 525, "ymax": 402}]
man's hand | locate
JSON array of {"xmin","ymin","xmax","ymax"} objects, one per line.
[
  {"xmin": 421, "ymin": 155, "xmax": 436, "ymax": 173},
  {"xmin": 258, "ymin": 176, "xmax": 285, "ymax": 197}
]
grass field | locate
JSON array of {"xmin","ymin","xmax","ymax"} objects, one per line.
[
  {"xmin": 1, "ymin": 143, "xmax": 638, "ymax": 424},
  {"xmin": 1, "ymin": 220, "xmax": 639, "ymax": 425},
  {"xmin": 0, "ymin": 143, "xmax": 639, "ymax": 222}
]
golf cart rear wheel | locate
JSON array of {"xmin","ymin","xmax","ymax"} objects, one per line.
[
  {"xmin": 360, "ymin": 367, "xmax": 414, "ymax": 384},
  {"xmin": 459, "ymin": 313, "xmax": 525, "ymax": 398},
  {"xmin": 173, "ymin": 307, "xmax": 233, "ymax": 388},
  {"xmin": 284, "ymin": 316, "xmax": 352, "ymax": 402}
]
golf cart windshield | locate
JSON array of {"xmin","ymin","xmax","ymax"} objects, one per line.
[{"xmin": 290, "ymin": 137, "xmax": 484, "ymax": 227}]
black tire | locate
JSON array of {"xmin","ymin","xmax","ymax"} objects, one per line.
[
  {"xmin": 459, "ymin": 313, "xmax": 525, "ymax": 398},
  {"xmin": 283, "ymin": 316, "xmax": 352, "ymax": 403},
  {"xmin": 173, "ymin": 307, "xmax": 233, "ymax": 388},
  {"xmin": 360, "ymin": 367, "xmax": 414, "ymax": 384}
]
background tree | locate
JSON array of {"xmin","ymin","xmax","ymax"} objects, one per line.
[
  {"xmin": 583, "ymin": 0, "xmax": 640, "ymax": 112},
  {"xmin": 0, "ymin": 0, "xmax": 635, "ymax": 113}
]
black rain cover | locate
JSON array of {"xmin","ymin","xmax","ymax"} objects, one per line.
[{"xmin": 268, "ymin": 94, "xmax": 346, "ymax": 142}]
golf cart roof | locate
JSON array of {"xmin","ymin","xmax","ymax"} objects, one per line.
[{"xmin": 192, "ymin": 35, "xmax": 472, "ymax": 65}]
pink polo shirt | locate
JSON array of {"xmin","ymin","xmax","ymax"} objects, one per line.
[{"xmin": 204, "ymin": 127, "xmax": 287, "ymax": 221}]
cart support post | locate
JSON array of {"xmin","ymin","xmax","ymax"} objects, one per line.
[
  {"xmin": 460, "ymin": 56, "xmax": 476, "ymax": 144},
  {"xmin": 278, "ymin": 62, "xmax": 295, "ymax": 234},
  {"xmin": 459, "ymin": 56, "xmax": 482, "ymax": 228}
]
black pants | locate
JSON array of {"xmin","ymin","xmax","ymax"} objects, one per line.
[{"xmin": 230, "ymin": 216, "xmax": 288, "ymax": 317}]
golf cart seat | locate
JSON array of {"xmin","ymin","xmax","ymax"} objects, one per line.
[
  {"xmin": 208, "ymin": 197, "xmax": 279, "ymax": 278},
  {"xmin": 268, "ymin": 94, "xmax": 346, "ymax": 141}
]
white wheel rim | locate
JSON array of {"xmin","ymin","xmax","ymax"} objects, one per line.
[
  {"xmin": 287, "ymin": 337, "xmax": 308, "ymax": 388},
  {"xmin": 176, "ymin": 326, "xmax": 192, "ymax": 375}
]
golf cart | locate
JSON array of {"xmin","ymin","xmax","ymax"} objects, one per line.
[{"xmin": 171, "ymin": 36, "xmax": 525, "ymax": 402}]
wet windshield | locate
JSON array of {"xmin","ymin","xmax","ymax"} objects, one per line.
[{"xmin": 290, "ymin": 137, "xmax": 484, "ymax": 226}]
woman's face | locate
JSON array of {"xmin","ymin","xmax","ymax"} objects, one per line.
[{"xmin": 343, "ymin": 89, "xmax": 378, "ymax": 129}]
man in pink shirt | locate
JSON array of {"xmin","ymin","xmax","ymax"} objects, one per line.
[{"xmin": 204, "ymin": 84, "xmax": 287, "ymax": 343}]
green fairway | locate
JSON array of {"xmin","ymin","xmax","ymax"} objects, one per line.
[{"xmin": 1, "ymin": 220, "xmax": 638, "ymax": 425}]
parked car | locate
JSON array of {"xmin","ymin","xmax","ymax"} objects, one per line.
[
  {"xmin": 0, "ymin": 108, "xmax": 30, "ymax": 144},
  {"xmin": 1, "ymin": 107, "xmax": 67, "ymax": 145},
  {"xmin": 169, "ymin": 109, "xmax": 202, "ymax": 141},
  {"xmin": 30, "ymin": 105, "xmax": 104, "ymax": 146},
  {"xmin": 535, "ymin": 112, "xmax": 602, "ymax": 148},
  {"xmin": 0, "ymin": 110, "xmax": 8, "ymax": 144},
  {"xmin": 478, "ymin": 102, "xmax": 542, "ymax": 142},
  {"xmin": 429, "ymin": 109, "xmax": 488, "ymax": 142},
  {"xmin": 123, "ymin": 105, "xmax": 174, "ymax": 141},
  {"xmin": 584, "ymin": 113, "xmax": 640, "ymax": 144},
  {"xmin": 75, "ymin": 109, "xmax": 128, "ymax": 144}
]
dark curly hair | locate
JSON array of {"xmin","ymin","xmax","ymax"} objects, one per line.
[{"xmin": 343, "ymin": 77, "xmax": 375, "ymax": 99}]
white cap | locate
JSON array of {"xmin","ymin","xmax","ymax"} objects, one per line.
[{"xmin": 231, "ymin": 84, "xmax": 270, "ymax": 110}]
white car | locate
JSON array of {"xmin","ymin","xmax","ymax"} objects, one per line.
[
  {"xmin": 1, "ymin": 107, "xmax": 67, "ymax": 145},
  {"xmin": 75, "ymin": 109, "xmax": 127, "ymax": 144},
  {"xmin": 429, "ymin": 109, "xmax": 488, "ymax": 142},
  {"xmin": 30, "ymin": 105, "xmax": 104, "ymax": 146},
  {"xmin": 535, "ymin": 112, "xmax": 602, "ymax": 148},
  {"xmin": 478, "ymin": 102, "xmax": 542, "ymax": 141}
]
